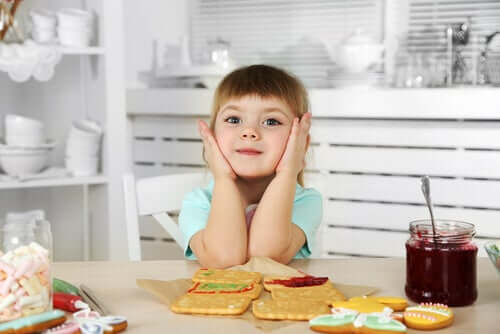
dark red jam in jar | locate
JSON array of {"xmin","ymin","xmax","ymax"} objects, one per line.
[{"xmin": 405, "ymin": 220, "xmax": 477, "ymax": 306}]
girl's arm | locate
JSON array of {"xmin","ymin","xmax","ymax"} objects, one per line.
[
  {"xmin": 248, "ymin": 113, "xmax": 312, "ymax": 264},
  {"xmin": 247, "ymin": 171, "xmax": 306, "ymax": 264},
  {"xmin": 190, "ymin": 177, "xmax": 247, "ymax": 268},
  {"xmin": 189, "ymin": 121, "xmax": 248, "ymax": 268}
]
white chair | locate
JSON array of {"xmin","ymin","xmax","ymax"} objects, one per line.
[{"xmin": 123, "ymin": 172, "xmax": 210, "ymax": 261}]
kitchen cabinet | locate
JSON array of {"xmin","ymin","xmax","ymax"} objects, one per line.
[
  {"xmin": 127, "ymin": 88, "xmax": 500, "ymax": 259},
  {"xmin": 0, "ymin": 0, "xmax": 128, "ymax": 261}
]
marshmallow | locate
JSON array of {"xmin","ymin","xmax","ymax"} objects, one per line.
[
  {"xmin": 0, "ymin": 294, "xmax": 16, "ymax": 311},
  {"xmin": 19, "ymin": 278, "xmax": 36, "ymax": 296}
]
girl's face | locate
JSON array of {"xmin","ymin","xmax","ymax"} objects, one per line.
[{"xmin": 214, "ymin": 95, "xmax": 295, "ymax": 179}]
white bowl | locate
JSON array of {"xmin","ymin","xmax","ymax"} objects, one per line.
[
  {"xmin": 0, "ymin": 140, "xmax": 56, "ymax": 151},
  {"xmin": 57, "ymin": 28, "xmax": 93, "ymax": 47},
  {"xmin": 0, "ymin": 150, "xmax": 49, "ymax": 176},
  {"xmin": 5, "ymin": 114, "xmax": 44, "ymax": 131},
  {"xmin": 32, "ymin": 27, "xmax": 57, "ymax": 44},
  {"xmin": 5, "ymin": 114, "xmax": 46, "ymax": 146},
  {"xmin": 30, "ymin": 9, "xmax": 56, "ymax": 29},
  {"xmin": 57, "ymin": 8, "xmax": 93, "ymax": 28},
  {"xmin": 5, "ymin": 134, "xmax": 47, "ymax": 147}
]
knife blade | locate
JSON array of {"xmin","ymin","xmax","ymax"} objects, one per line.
[{"xmin": 79, "ymin": 284, "xmax": 111, "ymax": 316}]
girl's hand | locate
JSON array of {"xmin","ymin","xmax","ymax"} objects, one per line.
[
  {"xmin": 198, "ymin": 120, "xmax": 237, "ymax": 180},
  {"xmin": 275, "ymin": 112, "xmax": 311, "ymax": 177}
]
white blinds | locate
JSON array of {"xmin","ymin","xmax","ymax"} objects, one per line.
[
  {"xmin": 401, "ymin": 0, "xmax": 500, "ymax": 56},
  {"xmin": 190, "ymin": 0, "xmax": 384, "ymax": 88}
]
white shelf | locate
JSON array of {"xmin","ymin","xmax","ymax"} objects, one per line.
[
  {"xmin": 127, "ymin": 87, "xmax": 500, "ymax": 120},
  {"xmin": 60, "ymin": 46, "xmax": 105, "ymax": 55},
  {"xmin": 0, "ymin": 175, "xmax": 108, "ymax": 190}
]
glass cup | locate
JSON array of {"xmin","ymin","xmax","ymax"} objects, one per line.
[
  {"xmin": 405, "ymin": 219, "xmax": 477, "ymax": 306},
  {"xmin": 0, "ymin": 218, "xmax": 53, "ymax": 321}
]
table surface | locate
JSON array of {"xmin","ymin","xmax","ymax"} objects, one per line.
[{"xmin": 53, "ymin": 258, "xmax": 499, "ymax": 333}]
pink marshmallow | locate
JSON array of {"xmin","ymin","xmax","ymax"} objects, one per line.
[
  {"xmin": 14, "ymin": 288, "xmax": 26, "ymax": 298},
  {"xmin": 24, "ymin": 258, "xmax": 41, "ymax": 278},
  {"xmin": 14, "ymin": 258, "xmax": 34, "ymax": 279},
  {"xmin": 0, "ymin": 260, "xmax": 14, "ymax": 275},
  {"xmin": 0, "ymin": 276, "xmax": 15, "ymax": 296}
]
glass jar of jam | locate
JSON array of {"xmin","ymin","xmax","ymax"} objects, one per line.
[{"xmin": 405, "ymin": 219, "xmax": 477, "ymax": 306}]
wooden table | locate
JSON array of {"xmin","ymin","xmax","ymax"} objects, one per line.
[{"xmin": 53, "ymin": 258, "xmax": 499, "ymax": 333}]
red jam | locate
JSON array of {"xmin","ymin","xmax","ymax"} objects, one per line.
[
  {"xmin": 405, "ymin": 220, "xmax": 478, "ymax": 306},
  {"xmin": 266, "ymin": 276, "xmax": 328, "ymax": 287}
]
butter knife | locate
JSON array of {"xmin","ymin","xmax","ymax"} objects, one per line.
[{"xmin": 79, "ymin": 284, "xmax": 111, "ymax": 316}]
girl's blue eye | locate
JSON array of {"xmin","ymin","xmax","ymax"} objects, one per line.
[
  {"xmin": 225, "ymin": 116, "xmax": 240, "ymax": 124},
  {"xmin": 264, "ymin": 118, "xmax": 281, "ymax": 126}
]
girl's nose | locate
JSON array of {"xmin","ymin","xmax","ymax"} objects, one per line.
[{"xmin": 240, "ymin": 127, "xmax": 260, "ymax": 141}]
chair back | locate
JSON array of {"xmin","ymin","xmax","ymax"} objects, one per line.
[{"xmin": 123, "ymin": 172, "xmax": 209, "ymax": 261}]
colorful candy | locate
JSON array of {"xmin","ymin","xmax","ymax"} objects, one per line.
[{"xmin": 0, "ymin": 242, "xmax": 51, "ymax": 322}]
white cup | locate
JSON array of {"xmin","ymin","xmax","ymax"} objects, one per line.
[
  {"xmin": 71, "ymin": 120, "xmax": 102, "ymax": 138},
  {"xmin": 65, "ymin": 156, "xmax": 98, "ymax": 176},
  {"xmin": 66, "ymin": 137, "xmax": 100, "ymax": 157}
]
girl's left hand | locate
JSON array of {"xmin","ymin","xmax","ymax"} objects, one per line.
[{"xmin": 275, "ymin": 112, "xmax": 311, "ymax": 177}]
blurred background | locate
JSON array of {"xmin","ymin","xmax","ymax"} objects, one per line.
[{"xmin": 0, "ymin": 0, "xmax": 499, "ymax": 261}]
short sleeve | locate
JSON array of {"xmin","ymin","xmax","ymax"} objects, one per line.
[
  {"xmin": 178, "ymin": 187, "xmax": 212, "ymax": 259},
  {"xmin": 291, "ymin": 186, "xmax": 323, "ymax": 259}
]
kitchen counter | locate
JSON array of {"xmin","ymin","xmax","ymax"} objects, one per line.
[{"xmin": 53, "ymin": 258, "xmax": 499, "ymax": 333}]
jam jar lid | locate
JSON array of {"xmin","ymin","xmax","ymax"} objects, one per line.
[{"xmin": 409, "ymin": 219, "xmax": 475, "ymax": 244}]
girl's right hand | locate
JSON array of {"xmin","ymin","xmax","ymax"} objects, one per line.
[{"xmin": 198, "ymin": 120, "xmax": 237, "ymax": 180}]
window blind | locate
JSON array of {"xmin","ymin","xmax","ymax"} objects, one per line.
[
  {"xmin": 190, "ymin": 0, "xmax": 384, "ymax": 88},
  {"xmin": 400, "ymin": 0, "xmax": 500, "ymax": 56}
]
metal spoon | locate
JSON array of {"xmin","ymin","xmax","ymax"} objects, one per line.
[{"xmin": 421, "ymin": 176, "xmax": 437, "ymax": 239}]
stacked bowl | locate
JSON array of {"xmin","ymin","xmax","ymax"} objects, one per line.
[
  {"xmin": 30, "ymin": 9, "xmax": 57, "ymax": 44},
  {"xmin": 65, "ymin": 120, "xmax": 102, "ymax": 176},
  {"xmin": 0, "ymin": 115, "xmax": 54, "ymax": 176},
  {"xmin": 56, "ymin": 8, "xmax": 94, "ymax": 47}
]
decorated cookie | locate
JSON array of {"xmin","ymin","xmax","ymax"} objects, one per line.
[
  {"xmin": 73, "ymin": 309, "xmax": 128, "ymax": 334},
  {"xmin": 310, "ymin": 311, "xmax": 406, "ymax": 334},
  {"xmin": 263, "ymin": 275, "xmax": 329, "ymax": 291},
  {"xmin": 403, "ymin": 303, "xmax": 453, "ymax": 330},
  {"xmin": 0, "ymin": 310, "xmax": 66, "ymax": 334},
  {"xmin": 171, "ymin": 294, "xmax": 251, "ymax": 315},
  {"xmin": 349, "ymin": 296, "xmax": 408, "ymax": 312},
  {"xmin": 192, "ymin": 269, "xmax": 261, "ymax": 284},
  {"xmin": 271, "ymin": 283, "xmax": 346, "ymax": 304},
  {"xmin": 331, "ymin": 300, "xmax": 391, "ymax": 314},
  {"xmin": 252, "ymin": 299, "xmax": 330, "ymax": 321},
  {"xmin": 43, "ymin": 321, "xmax": 81, "ymax": 334},
  {"xmin": 188, "ymin": 282, "xmax": 262, "ymax": 299}
]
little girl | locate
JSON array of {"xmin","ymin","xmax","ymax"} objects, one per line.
[{"xmin": 178, "ymin": 64, "xmax": 322, "ymax": 268}]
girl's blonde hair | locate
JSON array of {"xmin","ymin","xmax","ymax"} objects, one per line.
[{"xmin": 208, "ymin": 64, "xmax": 310, "ymax": 186}]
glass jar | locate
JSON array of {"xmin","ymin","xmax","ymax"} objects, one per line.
[
  {"xmin": 0, "ymin": 218, "xmax": 53, "ymax": 322},
  {"xmin": 405, "ymin": 219, "xmax": 477, "ymax": 306}
]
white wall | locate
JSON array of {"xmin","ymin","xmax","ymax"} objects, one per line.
[{"xmin": 124, "ymin": 0, "xmax": 189, "ymax": 88}]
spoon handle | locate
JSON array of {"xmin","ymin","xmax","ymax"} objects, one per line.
[{"xmin": 421, "ymin": 176, "xmax": 437, "ymax": 238}]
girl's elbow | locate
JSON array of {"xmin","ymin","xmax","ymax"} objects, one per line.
[{"xmin": 200, "ymin": 251, "xmax": 247, "ymax": 269}]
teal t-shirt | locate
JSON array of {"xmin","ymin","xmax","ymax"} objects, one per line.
[{"xmin": 178, "ymin": 179, "xmax": 323, "ymax": 260}]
